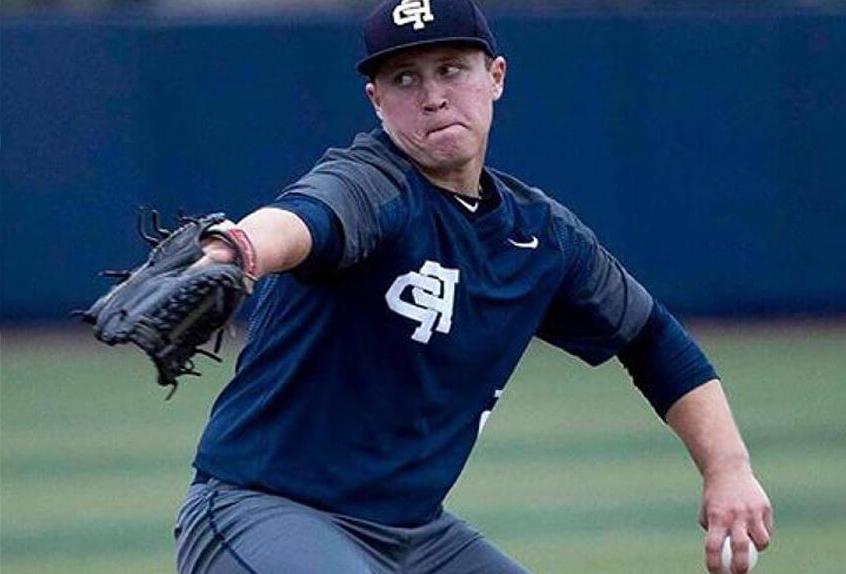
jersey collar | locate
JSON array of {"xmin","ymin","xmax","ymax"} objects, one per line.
[
  {"xmin": 371, "ymin": 126, "xmax": 515, "ymax": 243},
  {"xmin": 452, "ymin": 195, "xmax": 480, "ymax": 213}
]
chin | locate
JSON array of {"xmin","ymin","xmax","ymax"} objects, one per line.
[
  {"xmin": 424, "ymin": 140, "xmax": 479, "ymax": 167},
  {"xmin": 420, "ymin": 148, "xmax": 476, "ymax": 171},
  {"xmin": 392, "ymin": 128, "xmax": 481, "ymax": 171}
]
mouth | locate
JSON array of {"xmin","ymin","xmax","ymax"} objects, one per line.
[{"xmin": 427, "ymin": 122, "xmax": 465, "ymax": 136}]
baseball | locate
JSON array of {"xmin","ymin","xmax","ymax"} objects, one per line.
[{"xmin": 720, "ymin": 537, "xmax": 758, "ymax": 574}]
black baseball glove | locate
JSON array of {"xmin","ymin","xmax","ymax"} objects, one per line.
[{"xmin": 80, "ymin": 210, "xmax": 254, "ymax": 397}]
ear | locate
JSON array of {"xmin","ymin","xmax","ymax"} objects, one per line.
[
  {"xmin": 365, "ymin": 82, "xmax": 384, "ymax": 121},
  {"xmin": 490, "ymin": 56, "xmax": 507, "ymax": 101}
]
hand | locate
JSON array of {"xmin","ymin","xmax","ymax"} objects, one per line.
[
  {"xmin": 200, "ymin": 236, "xmax": 238, "ymax": 263},
  {"xmin": 196, "ymin": 237, "xmax": 255, "ymax": 293},
  {"xmin": 189, "ymin": 237, "xmax": 237, "ymax": 271},
  {"xmin": 699, "ymin": 464, "xmax": 773, "ymax": 574}
]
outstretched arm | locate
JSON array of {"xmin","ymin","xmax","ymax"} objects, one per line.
[
  {"xmin": 666, "ymin": 380, "xmax": 773, "ymax": 574},
  {"xmin": 201, "ymin": 208, "xmax": 314, "ymax": 279}
]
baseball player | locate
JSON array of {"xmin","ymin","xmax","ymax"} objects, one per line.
[{"xmin": 173, "ymin": 1, "xmax": 773, "ymax": 572}]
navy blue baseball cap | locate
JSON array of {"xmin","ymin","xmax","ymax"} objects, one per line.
[{"xmin": 357, "ymin": 0, "xmax": 499, "ymax": 77}]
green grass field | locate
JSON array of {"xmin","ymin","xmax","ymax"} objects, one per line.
[{"xmin": 2, "ymin": 322, "xmax": 844, "ymax": 573}]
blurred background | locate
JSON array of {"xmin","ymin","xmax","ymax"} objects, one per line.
[{"xmin": 2, "ymin": 1, "xmax": 845, "ymax": 573}]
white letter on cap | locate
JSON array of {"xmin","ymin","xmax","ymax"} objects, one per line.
[{"xmin": 393, "ymin": 0, "xmax": 435, "ymax": 31}]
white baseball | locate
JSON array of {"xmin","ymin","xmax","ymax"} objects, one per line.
[{"xmin": 720, "ymin": 537, "xmax": 758, "ymax": 574}]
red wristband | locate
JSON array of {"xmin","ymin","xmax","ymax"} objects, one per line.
[{"xmin": 222, "ymin": 228, "xmax": 258, "ymax": 280}]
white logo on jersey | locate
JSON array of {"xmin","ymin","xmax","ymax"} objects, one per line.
[
  {"xmin": 385, "ymin": 260, "xmax": 459, "ymax": 344},
  {"xmin": 478, "ymin": 389, "xmax": 504, "ymax": 436},
  {"xmin": 507, "ymin": 236, "xmax": 539, "ymax": 249},
  {"xmin": 392, "ymin": 0, "xmax": 435, "ymax": 31}
]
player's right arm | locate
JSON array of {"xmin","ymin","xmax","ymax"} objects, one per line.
[
  {"xmin": 205, "ymin": 146, "xmax": 408, "ymax": 279},
  {"xmin": 201, "ymin": 208, "xmax": 314, "ymax": 279},
  {"xmin": 201, "ymin": 156, "xmax": 409, "ymax": 279}
]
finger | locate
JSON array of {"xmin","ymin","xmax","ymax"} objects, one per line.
[
  {"xmin": 730, "ymin": 524, "xmax": 752, "ymax": 574},
  {"xmin": 699, "ymin": 505, "xmax": 709, "ymax": 530},
  {"xmin": 705, "ymin": 526, "xmax": 728, "ymax": 573},
  {"xmin": 748, "ymin": 515, "xmax": 771, "ymax": 551},
  {"xmin": 200, "ymin": 237, "xmax": 237, "ymax": 264},
  {"xmin": 763, "ymin": 505, "xmax": 775, "ymax": 536},
  {"xmin": 189, "ymin": 255, "xmax": 212, "ymax": 271}
]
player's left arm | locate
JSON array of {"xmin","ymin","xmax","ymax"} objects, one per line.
[
  {"xmin": 617, "ymin": 301, "xmax": 773, "ymax": 574},
  {"xmin": 538, "ymin": 204, "xmax": 773, "ymax": 573},
  {"xmin": 665, "ymin": 380, "xmax": 773, "ymax": 574}
]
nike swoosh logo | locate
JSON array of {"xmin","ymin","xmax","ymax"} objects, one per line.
[{"xmin": 508, "ymin": 236, "xmax": 539, "ymax": 249}]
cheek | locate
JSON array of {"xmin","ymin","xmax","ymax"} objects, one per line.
[
  {"xmin": 457, "ymin": 89, "xmax": 493, "ymax": 131},
  {"xmin": 382, "ymin": 100, "xmax": 421, "ymax": 134}
]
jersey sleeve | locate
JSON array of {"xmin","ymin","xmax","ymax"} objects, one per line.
[
  {"xmin": 536, "ymin": 207, "xmax": 653, "ymax": 366},
  {"xmin": 268, "ymin": 194, "xmax": 344, "ymax": 274},
  {"xmin": 272, "ymin": 159, "xmax": 408, "ymax": 270},
  {"xmin": 617, "ymin": 300, "xmax": 718, "ymax": 419}
]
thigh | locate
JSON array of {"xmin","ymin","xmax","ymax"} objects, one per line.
[
  {"xmin": 435, "ymin": 535, "xmax": 532, "ymax": 574},
  {"xmin": 408, "ymin": 512, "xmax": 532, "ymax": 574},
  {"xmin": 175, "ymin": 481, "xmax": 374, "ymax": 574}
]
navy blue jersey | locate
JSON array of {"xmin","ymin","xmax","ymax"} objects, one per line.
[{"xmin": 193, "ymin": 128, "xmax": 653, "ymax": 527}]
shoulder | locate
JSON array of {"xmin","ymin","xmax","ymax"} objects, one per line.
[
  {"xmin": 310, "ymin": 129, "xmax": 414, "ymax": 200},
  {"xmin": 279, "ymin": 130, "xmax": 416, "ymax": 268},
  {"xmin": 281, "ymin": 129, "xmax": 415, "ymax": 223}
]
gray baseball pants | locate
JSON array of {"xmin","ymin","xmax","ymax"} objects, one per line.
[{"xmin": 175, "ymin": 478, "xmax": 531, "ymax": 574}]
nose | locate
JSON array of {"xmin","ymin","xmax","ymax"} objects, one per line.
[{"xmin": 420, "ymin": 78, "xmax": 448, "ymax": 113}]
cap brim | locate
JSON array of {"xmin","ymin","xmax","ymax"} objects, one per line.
[{"xmin": 357, "ymin": 37, "xmax": 495, "ymax": 76}]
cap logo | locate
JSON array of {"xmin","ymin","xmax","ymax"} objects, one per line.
[{"xmin": 392, "ymin": 0, "xmax": 435, "ymax": 31}]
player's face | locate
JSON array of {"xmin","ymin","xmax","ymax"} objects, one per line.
[{"xmin": 366, "ymin": 46, "xmax": 506, "ymax": 177}]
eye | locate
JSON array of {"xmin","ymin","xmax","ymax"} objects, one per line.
[
  {"xmin": 440, "ymin": 64, "xmax": 463, "ymax": 78},
  {"xmin": 392, "ymin": 71, "xmax": 416, "ymax": 88}
]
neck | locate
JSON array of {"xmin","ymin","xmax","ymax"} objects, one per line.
[
  {"xmin": 381, "ymin": 123, "xmax": 487, "ymax": 198},
  {"xmin": 417, "ymin": 159, "xmax": 484, "ymax": 198}
]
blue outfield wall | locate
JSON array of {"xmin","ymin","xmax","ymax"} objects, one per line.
[{"xmin": 2, "ymin": 13, "xmax": 845, "ymax": 320}]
